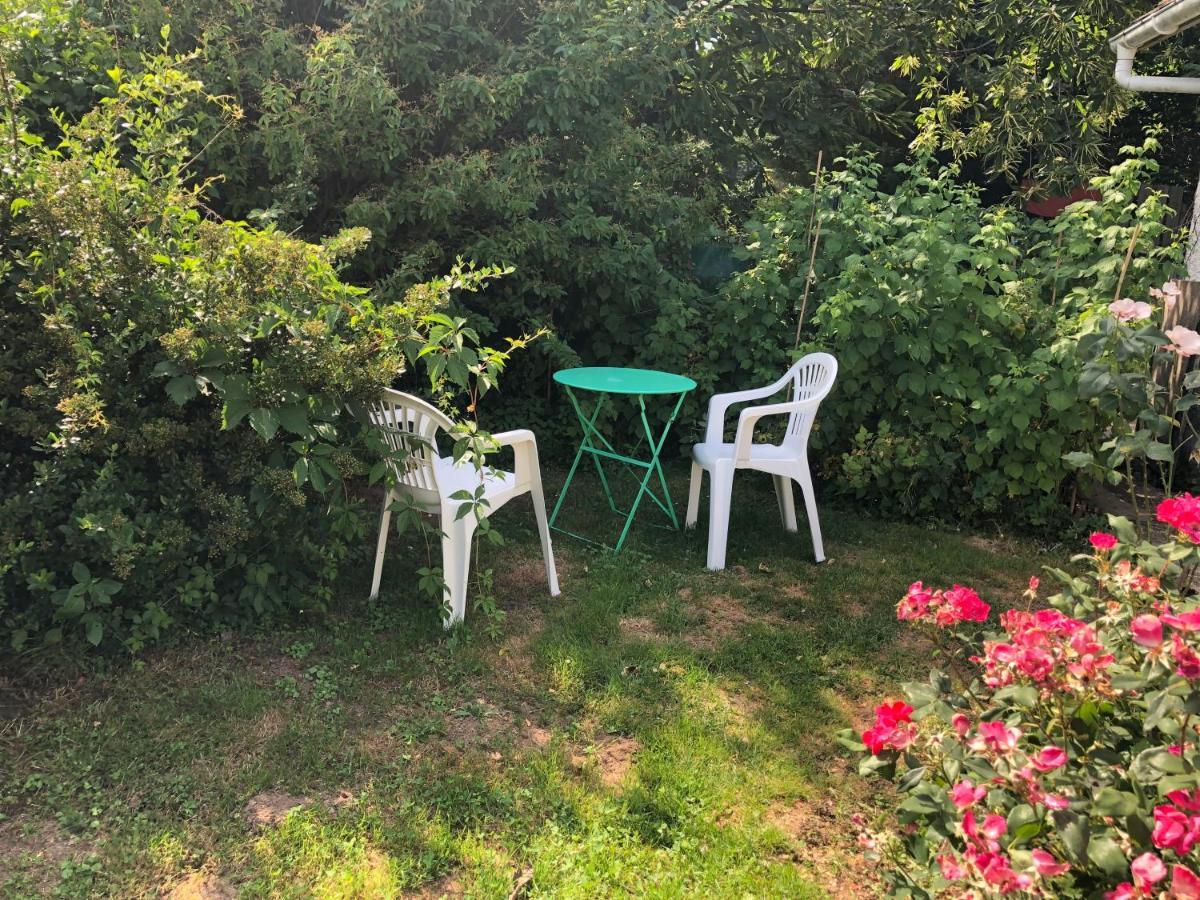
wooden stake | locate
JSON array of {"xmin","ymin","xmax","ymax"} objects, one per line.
[{"xmin": 795, "ymin": 151, "xmax": 825, "ymax": 348}]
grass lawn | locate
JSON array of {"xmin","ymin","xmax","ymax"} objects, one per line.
[{"xmin": 0, "ymin": 464, "xmax": 1064, "ymax": 898}]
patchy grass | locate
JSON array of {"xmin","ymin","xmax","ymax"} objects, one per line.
[{"xmin": 0, "ymin": 466, "xmax": 1063, "ymax": 898}]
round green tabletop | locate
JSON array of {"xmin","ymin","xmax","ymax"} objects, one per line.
[{"xmin": 553, "ymin": 366, "xmax": 696, "ymax": 395}]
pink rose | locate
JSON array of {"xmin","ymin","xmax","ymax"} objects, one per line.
[
  {"xmin": 938, "ymin": 853, "xmax": 966, "ymax": 881},
  {"xmin": 1158, "ymin": 495, "xmax": 1200, "ymax": 543},
  {"xmin": 1030, "ymin": 746, "xmax": 1067, "ymax": 772},
  {"xmin": 874, "ymin": 701, "xmax": 913, "ymax": 726},
  {"xmin": 1030, "ymin": 848, "xmax": 1070, "ymax": 877},
  {"xmin": 1090, "ymin": 531, "xmax": 1118, "ymax": 552},
  {"xmin": 950, "ymin": 779, "xmax": 986, "ymax": 809},
  {"xmin": 896, "ymin": 582, "xmax": 931, "ymax": 621},
  {"xmin": 1162, "ymin": 609, "xmax": 1200, "ymax": 632},
  {"xmin": 942, "ymin": 584, "xmax": 990, "ymax": 623},
  {"xmin": 952, "ymin": 713, "xmax": 971, "ymax": 737},
  {"xmin": 981, "ymin": 814, "xmax": 1007, "ymax": 842},
  {"xmin": 1172, "ymin": 635, "xmax": 1200, "ymax": 681},
  {"xmin": 1109, "ymin": 297, "xmax": 1153, "ymax": 322},
  {"xmin": 1132, "ymin": 852, "xmax": 1167, "ymax": 887},
  {"xmin": 1131, "ymin": 614, "xmax": 1164, "ymax": 648},
  {"xmin": 1173, "ymin": 864, "xmax": 1200, "ymax": 899},
  {"xmin": 1166, "ymin": 325, "xmax": 1200, "ymax": 357},
  {"xmin": 970, "ymin": 720, "xmax": 1021, "ymax": 755},
  {"xmin": 1105, "ymin": 884, "xmax": 1136, "ymax": 900},
  {"xmin": 1153, "ymin": 804, "xmax": 1200, "ymax": 854}
]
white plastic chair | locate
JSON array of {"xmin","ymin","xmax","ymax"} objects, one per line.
[
  {"xmin": 686, "ymin": 353, "xmax": 837, "ymax": 571},
  {"xmin": 366, "ymin": 389, "xmax": 560, "ymax": 627}
]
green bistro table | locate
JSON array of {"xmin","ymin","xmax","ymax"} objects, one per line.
[{"xmin": 550, "ymin": 366, "xmax": 696, "ymax": 551}]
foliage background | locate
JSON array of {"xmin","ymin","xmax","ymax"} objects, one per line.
[{"xmin": 0, "ymin": 0, "xmax": 1193, "ymax": 653}]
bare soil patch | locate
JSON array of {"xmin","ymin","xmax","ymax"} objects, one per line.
[
  {"xmin": 0, "ymin": 818, "xmax": 93, "ymax": 893},
  {"xmin": 765, "ymin": 797, "xmax": 880, "ymax": 899},
  {"xmin": 443, "ymin": 700, "xmax": 514, "ymax": 747},
  {"xmin": 618, "ymin": 616, "xmax": 668, "ymax": 643},
  {"xmin": 494, "ymin": 550, "xmax": 575, "ymax": 601},
  {"xmin": 523, "ymin": 720, "xmax": 552, "ymax": 748},
  {"xmin": 244, "ymin": 790, "xmax": 311, "ymax": 829},
  {"xmin": 166, "ymin": 871, "xmax": 236, "ymax": 899},
  {"xmin": 682, "ymin": 594, "xmax": 782, "ymax": 650},
  {"xmin": 404, "ymin": 871, "xmax": 464, "ymax": 899},
  {"xmin": 572, "ymin": 735, "xmax": 640, "ymax": 787}
]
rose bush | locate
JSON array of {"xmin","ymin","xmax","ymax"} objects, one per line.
[{"xmin": 846, "ymin": 497, "xmax": 1200, "ymax": 897}]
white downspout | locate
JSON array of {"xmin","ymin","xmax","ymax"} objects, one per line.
[
  {"xmin": 1110, "ymin": 0, "xmax": 1200, "ymax": 278},
  {"xmin": 1113, "ymin": 46, "xmax": 1200, "ymax": 94}
]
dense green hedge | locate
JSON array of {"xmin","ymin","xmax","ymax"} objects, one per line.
[
  {"xmin": 0, "ymin": 42, "xmax": 510, "ymax": 651},
  {"xmin": 719, "ymin": 146, "xmax": 1181, "ymax": 522},
  {"xmin": 0, "ymin": 0, "xmax": 1191, "ymax": 654}
]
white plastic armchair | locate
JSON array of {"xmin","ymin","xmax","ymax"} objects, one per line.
[
  {"xmin": 366, "ymin": 389, "xmax": 559, "ymax": 627},
  {"xmin": 686, "ymin": 353, "xmax": 838, "ymax": 571}
]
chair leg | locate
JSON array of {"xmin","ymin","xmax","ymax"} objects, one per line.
[
  {"xmin": 706, "ymin": 465, "xmax": 735, "ymax": 571},
  {"xmin": 773, "ymin": 474, "xmax": 798, "ymax": 533},
  {"xmin": 529, "ymin": 478, "xmax": 560, "ymax": 596},
  {"xmin": 441, "ymin": 518, "xmax": 474, "ymax": 628},
  {"xmin": 369, "ymin": 491, "xmax": 393, "ymax": 600},
  {"xmin": 685, "ymin": 461, "xmax": 703, "ymax": 529},
  {"xmin": 796, "ymin": 463, "xmax": 825, "ymax": 563}
]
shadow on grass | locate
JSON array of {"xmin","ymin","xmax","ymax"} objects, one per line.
[{"xmin": 0, "ymin": 461, "xmax": 1063, "ymax": 898}]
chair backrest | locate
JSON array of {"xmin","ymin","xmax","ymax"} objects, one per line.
[
  {"xmin": 366, "ymin": 389, "xmax": 454, "ymax": 499},
  {"xmin": 782, "ymin": 352, "xmax": 838, "ymax": 450}
]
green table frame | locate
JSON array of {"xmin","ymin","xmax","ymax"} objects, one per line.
[{"xmin": 549, "ymin": 367, "xmax": 696, "ymax": 552}]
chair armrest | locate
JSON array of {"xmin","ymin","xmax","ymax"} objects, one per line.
[
  {"xmin": 704, "ymin": 376, "xmax": 792, "ymax": 445},
  {"xmin": 732, "ymin": 398, "xmax": 820, "ymax": 464},
  {"xmin": 490, "ymin": 429, "xmax": 540, "ymax": 485}
]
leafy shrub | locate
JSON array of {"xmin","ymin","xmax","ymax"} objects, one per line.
[
  {"xmin": 1067, "ymin": 279, "xmax": 1200, "ymax": 531},
  {"xmin": 719, "ymin": 146, "xmax": 1181, "ymax": 523},
  {"xmin": 0, "ymin": 49, "xmax": 509, "ymax": 652},
  {"xmin": 847, "ymin": 506, "xmax": 1200, "ymax": 896}
]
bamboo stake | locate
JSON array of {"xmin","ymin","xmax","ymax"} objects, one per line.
[{"xmin": 794, "ymin": 150, "xmax": 825, "ymax": 348}]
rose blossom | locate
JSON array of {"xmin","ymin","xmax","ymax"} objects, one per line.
[
  {"xmin": 1158, "ymin": 494, "xmax": 1200, "ymax": 543},
  {"xmin": 950, "ymin": 779, "xmax": 986, "ymax": 809},
  {"xmin": 939, "ymin": 853, "xmax": 967, "ymax": 881},
  {"xmin": 1131, "ymin": 614, "xmax": 1164, "ymax": 648},
  {"xmin": 1109, "ymin": 297, "xmax": 1153, "ymax": 322},
  {"xmin": 970, "ymin": 720, "xmax": 1021, "ymax": 755},
  {"xmin": 1163, "ymin": 609, "xmax": 1200, "ymax": 632},
  {"xmin": 1173, "ymin": 864, "xmax": 1200, "ymax": 897},
  {"xmin": 1030, "ymin": 848, "xmax": 1069, "ymax": 877},
  {"xmin": 862, "ymin": 701, "xmax": 916, "ymax": 754},
  {"xmin": 1090, "ymin": 532, "xmax": 1118, "ymax": 552},
  {"xmin": 1153, "ymin": 803, "xmax": 1200, "ymax": 854},
  {"xmin": 1172, "ymin": 634, "xmax": 1200, "ymax": 681},
  {"xmin": 1166, "ymin": 325, "xmax": 1200, "ymax": 357},
  {"xmin": 1030, "ymin": 746, "xmax": 1067, "ymax": 772},
  {"xmin": 1132, "ymin": 852, "xmax": 1168, "ymax": 888}
]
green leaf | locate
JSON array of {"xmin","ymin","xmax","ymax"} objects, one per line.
[
  {"xmin": 165, "ymin": 375, "xmax": 198, "ymax": 405},
  {"xmin": 1093, "ymin": 787, "xmax": 1138, "ymax": 817},
  {"xmin": 222, "ymin": 398, "xmax": 252, "ymax": 430},
  {"xmin": 248, "ymin": 409, "xmax": 279, "ymax": 441},
  {"xmin": 86, "ymin": 619, "xmax": 104, "ymax": 646},
  {"xmin": 1053, "ymin": 810, "xmax": 1089, "ymax": 862},
  {"xmin": 308, "ymin": 463, "xmax": 327, "ymax": 493},
  {"xmin": 1145, "ymin": 441, "xmax": 1175, "ymax": 462},
  {"xmin": 276, "ymin": 404, "xmax": 310, "ymax": 436},
  {"xmin": 293, "ymin": 458, "xmax": 309, "ymax": 487},
  {"xmin": 1087, "ymin": 834, "xmax": 1128, "ymax": 876},
  {"xmin": 1062, "ymin": 451, "xmax": 1095, "ymax": 469},
  {"xmin": 71, "ymin": 562, "xmax": 90, "ymax": 584}
]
